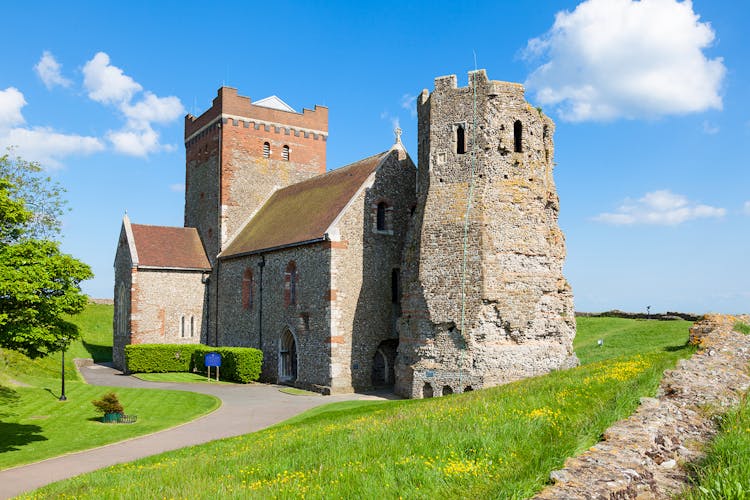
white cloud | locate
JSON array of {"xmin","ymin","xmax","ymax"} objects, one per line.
[
  {"xmin": 594, "ymin": 189, "xmax": 726, "ymax": 225},
  {"xmin": 0, "ymin": 87, "xmax": 26, "ymax": 128},
  {"xmin": 83, "ymin": 52, "xmax": 142, "ymax": 105},
  {"xmin": 107, "ymin": 127, "xmax": 163, "ymax": 157},
  {"xmin": 34, "ymin": 51, "xmax": 72, "ymax": 89},
  {"xmin": 81, "ymin": 52, "xmax": 184, "ymax": 157},
  {"xmin": 524, "ymin": 0, "xmax": 726, "ymax": 121},
  {"xmin": 0, "ymin": 87, "xmax": 102, "ymax": 168},
  {"xmin": 121, "ymin": 92, "xmax": 184, "ymax": 127},
  {"xmin": 1, "ymin": 126, "xmax": 104, "ymax": 169},
  {"xmin": 169, "ymin": 183, "xmax": 185, "ymax": 192},
  {"xmin": 743, "ymin": 201, "xmax": 750, "ymax": 216},
  {"xmin": 401, "ymin": 94, "xmax": 417, "ymax": 117}
]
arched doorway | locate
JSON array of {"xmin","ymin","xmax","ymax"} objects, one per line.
[
  {"xmin": 371, "ymin": 339, "xmax": 398, "ymax": 387},
  {"xmin": 279, "ymin": 329, "xmax": 298, "ymax": 383}
]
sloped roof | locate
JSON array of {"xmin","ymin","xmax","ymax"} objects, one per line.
[
  {"xmin": 130, "ymin": 224, "xmax": 211, "ymax": 270},
  {"xmin": 253, "ymin": 95, "xmax": 296, "ymax": 113},
  {"xmin": 221, "ymin": 151, "xmax": 391, "ymax": 258}
]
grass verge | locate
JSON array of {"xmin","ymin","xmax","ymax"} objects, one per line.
[
  {"xmin": 0, "ymin": 383, "xmax": 219, "ymax": 469},
  {"xmin": 26, "ymin": 318, "xmax": 693, "ymax": 499},
  {"xmin": 0, "ymin": 303, "xmax": 219, "ymax": 470},
  {"xmin": 683, "ymin": 399, "xmax": 750, "ymax": 498}
]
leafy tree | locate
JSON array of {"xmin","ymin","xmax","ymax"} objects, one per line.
[
  {"xmin": 0, "ymin": 152, "xmax": 92, "ymax": 358},
  {"xmin": 0, "ymin": 148, "xmax": 67, "ymax": 241}
]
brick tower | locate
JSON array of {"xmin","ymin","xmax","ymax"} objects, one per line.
[
  {"xmin": 184, "ymin": 87, "xmax": 328, "ymax": 262},
  {"xmin": 395, "ymin": 70, "xmax": 578, "ymax": 398}
]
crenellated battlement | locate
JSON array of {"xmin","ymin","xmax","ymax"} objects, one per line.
[{"xmin": 185, "ymin": 87, "xmax": 328, "ymax": 140}]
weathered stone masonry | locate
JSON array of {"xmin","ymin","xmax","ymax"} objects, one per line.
[
  {"xmin": 115, "ymin": 71, "xmax": 576, "ymax": 397},
  {"xmin": 396, "ymin": 70, "xmax": 577, "ymax": 398}
]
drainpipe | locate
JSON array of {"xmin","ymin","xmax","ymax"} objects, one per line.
[
  {"xmin": 215, "ymin": 119, "xmax": 223, "ymax": 348},
  {"xmin": 257, "ymin": 254, "xmax": 265, "ymax": 351}
]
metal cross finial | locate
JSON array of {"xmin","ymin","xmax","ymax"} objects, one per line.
[{"xmin": 394, "ymin": 127, "xmax": 403, "ymax": 144}]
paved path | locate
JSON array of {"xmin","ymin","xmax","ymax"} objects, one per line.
[{"xmin": 0, "ymin": 362, "xmax": 394, "ymax": 499}]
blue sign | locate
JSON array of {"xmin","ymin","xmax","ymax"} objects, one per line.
[{"xmin": 204, "ymin": 352, "xmax": 221, "ymax": 367}]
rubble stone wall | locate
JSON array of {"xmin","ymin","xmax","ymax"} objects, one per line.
[
  {"xmin": 396, "ymin": 70, "xmax": 577, "ymax": 398},
  {"xmin": 535, "ymin": 314, "xmax": 750, "ymax": 499}
]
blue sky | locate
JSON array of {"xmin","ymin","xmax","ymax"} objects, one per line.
[{"xmin": 1, "ymin": 0, "xmax": 747, "ymax": 314}]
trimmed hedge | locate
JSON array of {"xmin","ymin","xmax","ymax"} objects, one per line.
[
  {"xmin": 192, "ymin": 346, "xmax": 262, "ymax": 383},
  {"xmin": 125, "ymin": 344, "xmax": 262, "ymax": 383},
  {"xmin": 125, "ymin": 344, "xmax": 199, "ymax": 373}
]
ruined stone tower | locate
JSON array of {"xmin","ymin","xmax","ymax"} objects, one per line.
[{"xmin": 395, "ymin": 70, "xmax": 578, "ymax": 398}]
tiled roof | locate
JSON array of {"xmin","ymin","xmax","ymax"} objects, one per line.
[
  {"xmin": 221, "ymin": 151, "xmax": 391, "ymax": 258},
  {"xmin": 130, "ymin": 224, "xmax": 210, "ymax": 270}
]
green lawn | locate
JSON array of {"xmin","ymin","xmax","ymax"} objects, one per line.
[
  {"xmin": 27, "ymin": 318, "xmax": 694, "ymax": 499},
  {"xmin": 133, "ymin": 372, "xmax": 234, "ymax": 384},
  {"xmin": 0, "ymin": 303, "xmax": 219, "ymax": 470}
]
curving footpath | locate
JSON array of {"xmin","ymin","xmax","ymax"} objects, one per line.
[{"xmin": 0, "ymin": 361, "xmax": 394, "ymax": 499}]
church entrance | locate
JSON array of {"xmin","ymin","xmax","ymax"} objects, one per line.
[
  {"xmin": 279, "ymin": 329, "xmax": 297, "ymax": 383},
  {"xmin": 371, "ymin": 339, "xmax": 398, "ymax": 387}
]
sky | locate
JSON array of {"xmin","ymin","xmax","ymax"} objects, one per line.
[{"xmin": 0, "ymin": 0, "xmax": 747, "ymax": 314}]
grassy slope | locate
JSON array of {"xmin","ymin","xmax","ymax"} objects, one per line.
[
  {"xmin": 682, "ymin": 400, "xmax": 750, "ymax": 499},
  {"xmin": 28, "ymin": 318, "xmax": 693, "ymax": 499},
  {"xmin": 0, "ymin": 304, "xmax": 219, "ymax": 470}
]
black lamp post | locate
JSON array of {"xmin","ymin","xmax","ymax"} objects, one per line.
[
  {"xmin": 59, "ymin": 337, "xmax": 68, "ymax": 401},
  {"xmin": 646, "ymin": 305, "xmax": 651, "ymax": 320}
]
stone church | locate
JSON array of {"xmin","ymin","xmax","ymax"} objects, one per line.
[{"xmin": 113, "ymin": 70, "xmax": 578, "ymax": 398}]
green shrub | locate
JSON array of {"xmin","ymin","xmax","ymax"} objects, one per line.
[
  {"xmin": 91, "ymin": 392, "xmax": 124, "ymax": 415},
  {"xmin": 125, "ymin": 344, "xmax": 200, "ymax": 373},
  {"xmin": 192, "ymin": 346, "xmax": 262, "ymax": 383},
  {"xmin": 734, "ymin": 321, "xmax": 750, "ymax": 335},
  {"xmin": 124, "ymin": 344, "xmax": 262, "ymax": 383}
]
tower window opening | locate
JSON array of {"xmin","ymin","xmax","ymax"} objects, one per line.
[
  {"xmin": 263, "ymin": 142, "xmax": 270, "ymax": 158},
  {"xmin": 391, "ymin": 268, "xmax": 401, "ymax": 305},
  {"xmin": 376, "ymin": 202, "xmax": 387, "ymax": 231},
  {"xmin": 282, "ymin": 145, "xmax": 290, "ymax": 161},
  {"xmin": 180, "ymin": 315, "xmax": 186, "ymax": 338},
  {"xmin": 456, "ymin": 125, "xmax": 466, "ymax": 154},
  {"xmin": 514, "ymin": 120, "xmax": 523, "ymax": 153}
]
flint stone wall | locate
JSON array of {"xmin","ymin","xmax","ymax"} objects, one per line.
[
  {"xmin": 217, "ymin": 244, "xmax": 332, "ymax": 391},
  {"xmin": 396, "ymin": 70, "xmax": 577, "ymax": 398}
]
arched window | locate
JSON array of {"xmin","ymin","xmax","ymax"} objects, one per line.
[
  {"xmin": 180, "ymin": 315, "xmax": 186, "ymax": 338},
  {"xmin": 263, "ymin": 142, "xmax": 270, "ymax": 158},
  {"xmin": 456, "ymin": 124, "xmax": 466, "ymax": 154},
  {"xmin": 285, "ymin": 261, "xmax": 298, "ymax": 306},
  {"xmin": 377, "ymin": 202, "xmax": 387, "ymax": 231},
  {"xmin": 514, "ymin": 120, "xmax": 523, "ymax": 153},
  {"xmin": 242, "ymin": 268, "xmax": 254, "ymax": 310},
  {"xmin": 190, "ymin": 316, "xmax": 195, "ymax": 337},
  {"xmin": 282, "ymin": 145, "xmax": 290, "ymax": 161}
]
